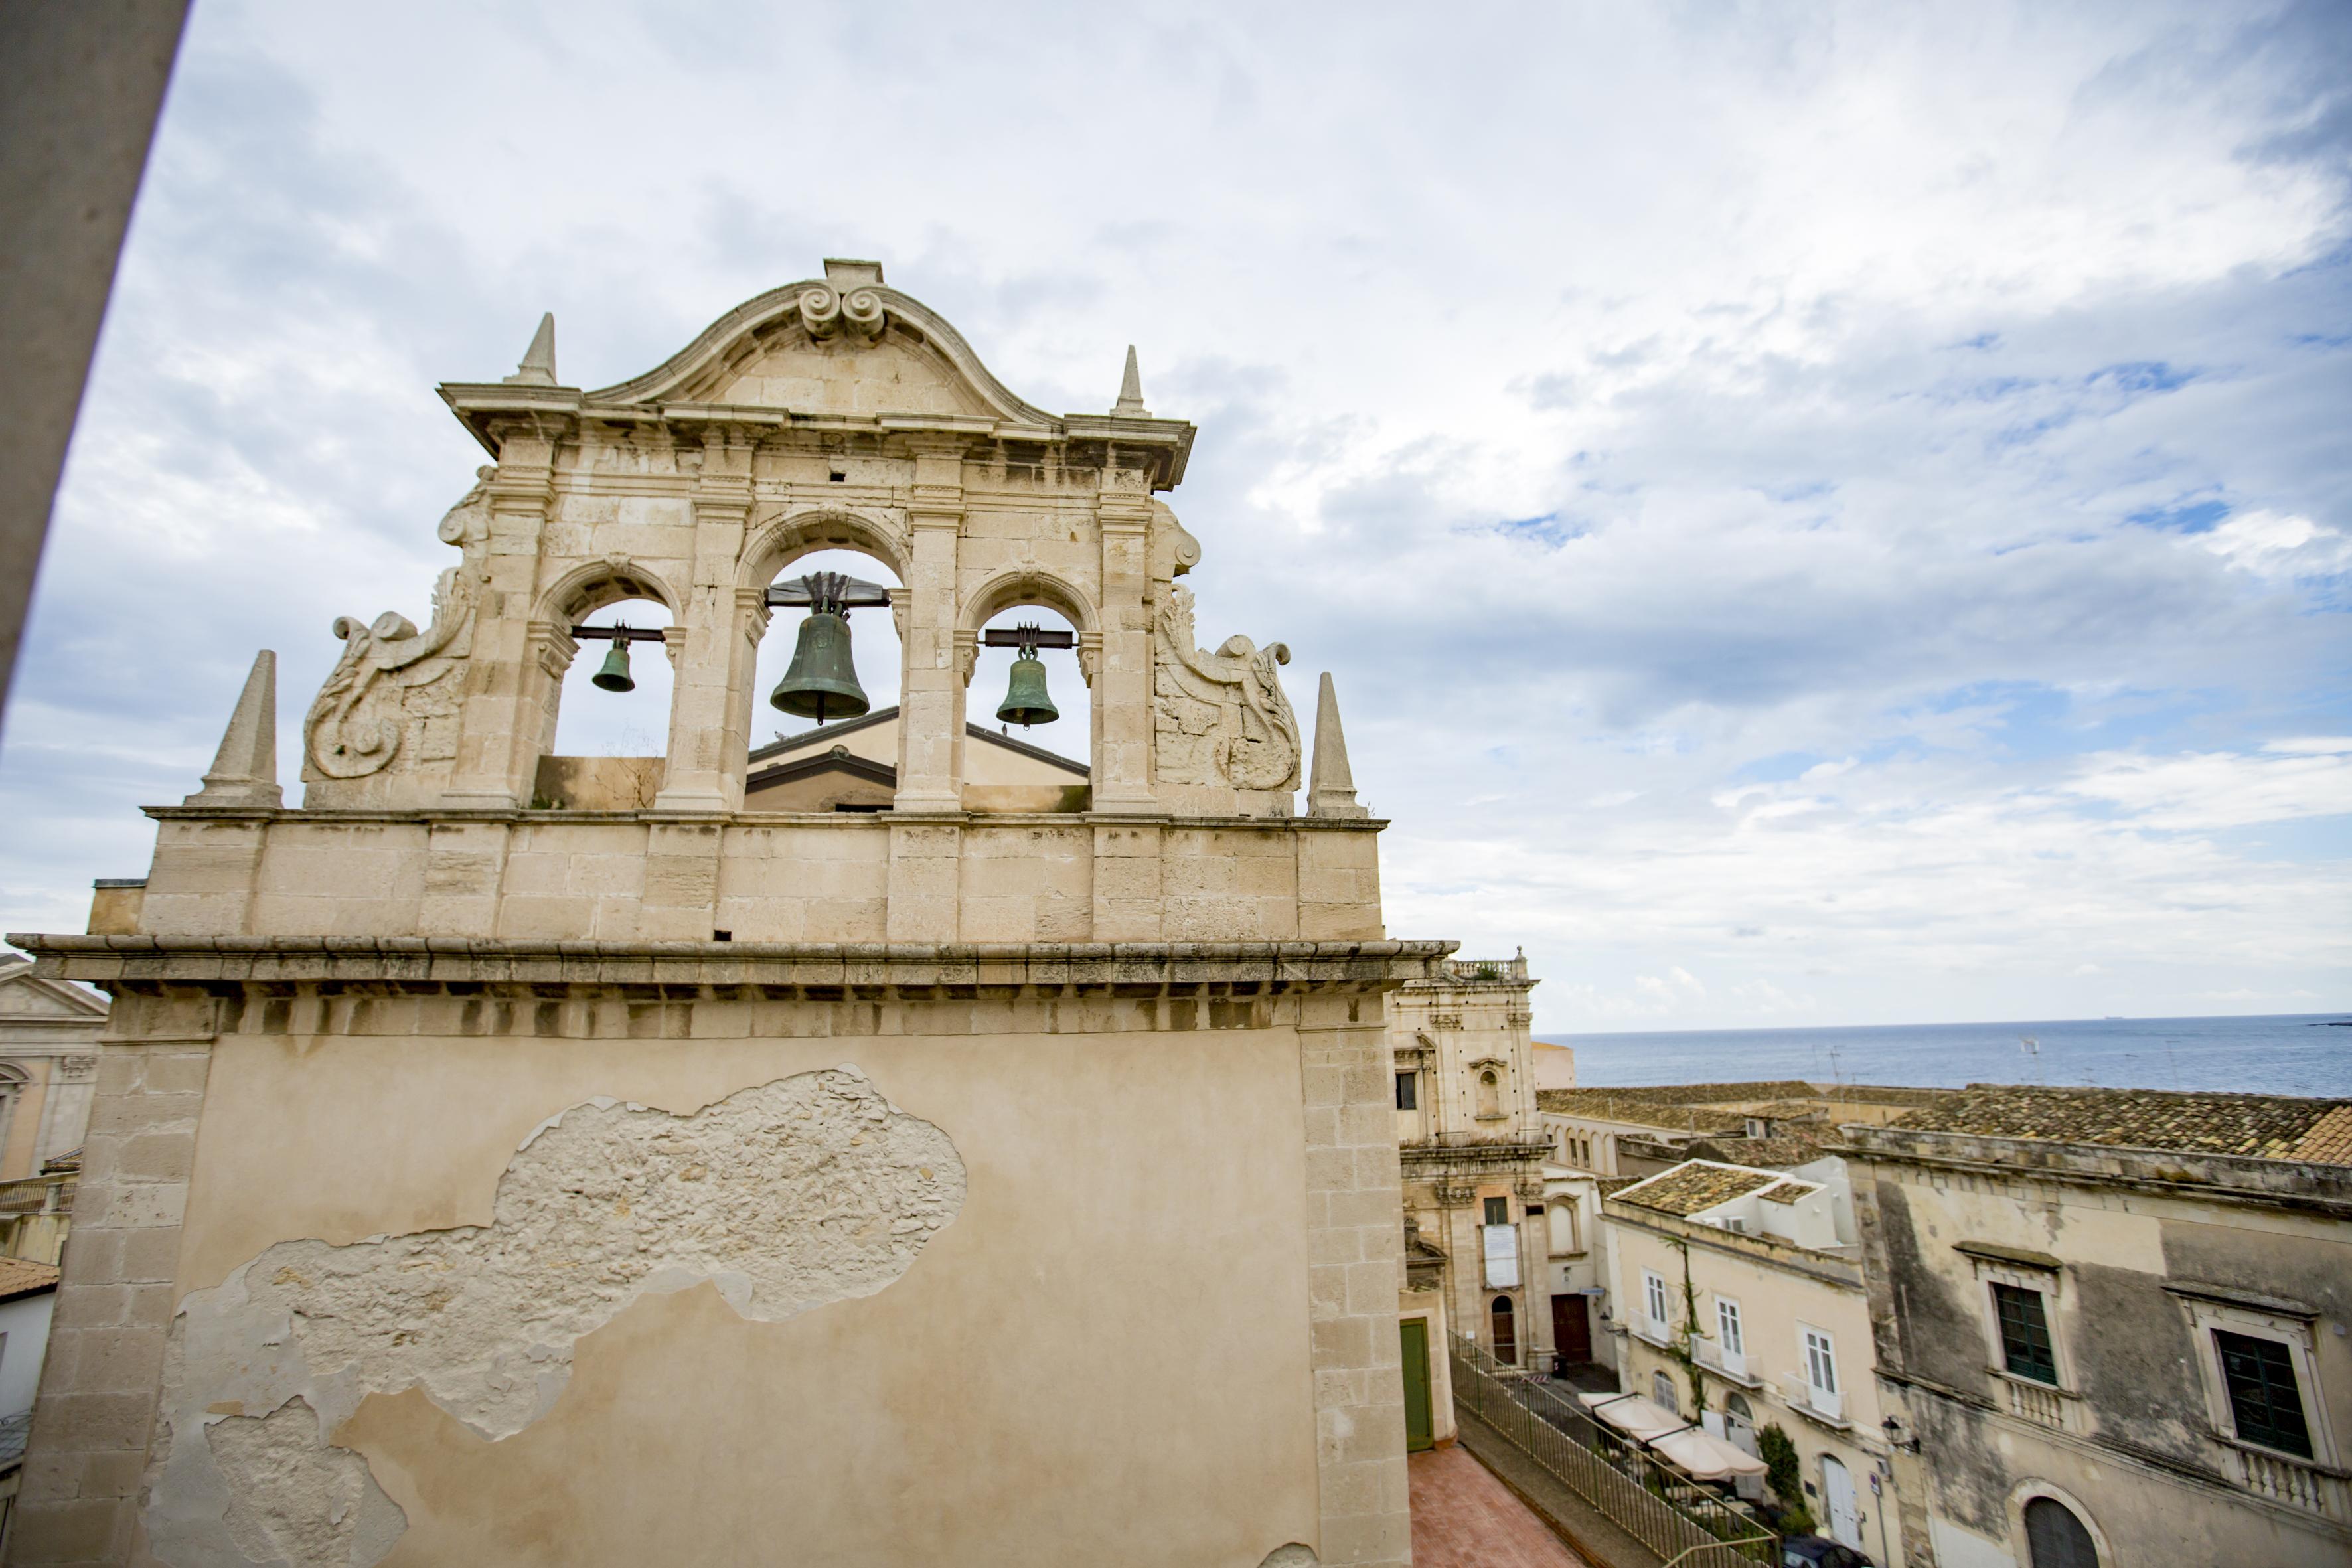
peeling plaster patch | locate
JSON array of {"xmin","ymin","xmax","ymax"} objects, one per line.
[
  {"xmin": 147, "ymin": 1069, "xmax": 964, "ymax": 1567},
  {"xmin": 1259, "ymin": 1547, "xmax": 1319, "ymax": 1567},
  {"xmin": 207, "ymin": 1400, "xmax": 406, "ymax": 1568}
]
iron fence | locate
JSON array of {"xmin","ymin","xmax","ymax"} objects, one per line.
[
  {"xmin": 1449, "ymin": 1332, "xmax": 1777, "ymax": 1565},
  {"xmin": 0, "ymin": 1176, "xmax": 70, "ymax": 1216}
]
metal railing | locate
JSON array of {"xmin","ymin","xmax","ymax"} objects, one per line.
[
  {"xmin": 0, "ymin": 1176, "xmax": 72, "ymax": 1216},
  {"xmin": 1450, "ymin": 1332, "xmax": 1778, "ymax": 1565}
]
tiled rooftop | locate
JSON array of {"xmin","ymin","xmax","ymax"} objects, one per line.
[
  {"xmin": 1893, "ymin": 1085, "xmax": 2352, "ymax": 1164},
  {"xmin": 1612, "ymin": 1161, "xmax": 1788, "ymax": 1216},
  {"xmin": 1687, "ymin": 1131, "xmax": 1825, "ymax": 1168},
  {"xmin": 0, "ymin": 1256, "xmax": 60, "ymax": 1303}
]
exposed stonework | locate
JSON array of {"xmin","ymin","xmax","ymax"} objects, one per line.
[{"xmin": 143, "ymin": 1070, "xmax": 963, "ymax": 1565}]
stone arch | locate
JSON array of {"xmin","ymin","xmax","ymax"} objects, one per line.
[
  {"xmin": 738, "ymin": 507, "xmax": 910, "ymax": 592},
  {"xmin": 2006, "ymin": 1480, "xmax": 2111, "ymax": 1568},
  {"xmin": 532, "ymin": 556, "xmax": 684, "ymax": 629},
  {"xmin": 958, "ymin": 566, "xmax": 1099, "ymax": 647}
]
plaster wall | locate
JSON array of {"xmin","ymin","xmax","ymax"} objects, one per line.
[
  {"xmin": 154, "ymin": 1022, "xmax": 1322, "ymax": 1566},
  {"xmin": 0, "ymin": 1289, "xmax": 55, "ymax": 1416}
]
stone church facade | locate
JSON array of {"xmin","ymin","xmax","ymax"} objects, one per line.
[{"xmin": 9, "ymin": 262, "xmax": 1440, "ymax": 1567}]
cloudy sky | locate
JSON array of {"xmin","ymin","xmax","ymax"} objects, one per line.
[{"xmin": 3, "ymin": 1, "xmax": 2347, "ymax": 1032}]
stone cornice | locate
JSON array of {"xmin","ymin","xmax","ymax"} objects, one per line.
[
  {"xmin": 1836, "ymin": 1125, "xmax": 2352, "ymax": 1217},
  {"xmin": 137, "ymin": 805, "xmax": 1388, "ymax": 832},
  {"xmin": 10, "ymin": 935, "xmax": 1456, "ymax": 996}
]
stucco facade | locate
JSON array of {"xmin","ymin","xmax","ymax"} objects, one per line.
[
  {"xmin": 1843, "ymin": 1093, "xmax": 2352, "ymax": 1568},
  {"xmin": 1605, "ymin": 1158, "xmax": 1906, "ymax": 1564},
  {"xmin": 7, "ymin": 263, "xmax": 1439, "ymax": 1567}
]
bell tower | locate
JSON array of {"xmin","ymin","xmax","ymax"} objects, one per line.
[{"xmin": 7, "ymin": 262, "xmax": 1439, "ymax": 1568}]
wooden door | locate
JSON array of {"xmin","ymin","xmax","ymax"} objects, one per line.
[
  {"xmin": 1399, "ymin": 1318, "xmax": 1435, "ymax": 1452},
  {"xmin": 1551, "ymin": 1294, "xmax": 1593, "ymax": 1364}
]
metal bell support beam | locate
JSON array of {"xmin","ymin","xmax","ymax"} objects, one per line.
[{"xmin": 568, "ymin": 623, "xmax": 670, "ymax": 695}]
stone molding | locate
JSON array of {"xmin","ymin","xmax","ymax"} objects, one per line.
[{"xmin": 12, "ymin": 935, "xmax": 1454, "ymax": 996}]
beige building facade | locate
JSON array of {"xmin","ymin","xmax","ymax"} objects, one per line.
[
  {"xmin": 1843, "ymin": 1087, "xmax": 2352, "ymax": 1568},
  {"xmin": 7, "ymin": 263, "xmax": 1439, "ymax": 1567},
  {"xmin": 1605, "ymin": 1157, "xmax": 1907, "ymax": 1564},
  {"xmin": 1391, "ymin": 953, "xmax": 1553, "ymax": 1377},
  {"xmin": 0, "ymin": 963, "xmax": 102, "ymax": 1268}
]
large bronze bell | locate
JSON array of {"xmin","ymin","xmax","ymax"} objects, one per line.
[
  {"xmin": 590, "ymin": 639, "xmax": 635, "ymax": 693},
  {"xmin": 996, "ymin": 631, "xmax": 1058, "ymax": 728},
  {"xmin": 769, "ymin": 609, "xmax": 870, "ymax": 723}
]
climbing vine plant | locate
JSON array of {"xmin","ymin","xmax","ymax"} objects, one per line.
[{"xmin": 1663, "ymin": 1235, "xmax": 1710, "ymax": 1415}]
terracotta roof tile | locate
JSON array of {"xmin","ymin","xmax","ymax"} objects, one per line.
[
  {"xmin": 1687, "ymin": 1132, "xmax": 1826, "ymax": 1168},
  {"xmin": 1614, "ymin": 1161, "xmax": 1787, "ymax": 1217},
  {"xmin": 1894, "ymin": 1085, "xmax": 2352, "ymax": 1162},
  {"xmin": 0, "ymin": 1257, "xmax": 60, "ymax": 1302}
]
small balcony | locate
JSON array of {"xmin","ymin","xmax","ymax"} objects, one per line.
[
  {"xmin": 2227, "ymin": 1440, "xmax": 2350, "ymax": 1524},
  {"xmin": 2000, "ymin": 1374, "xmax": 2069, "ymax": 1432},
  {"xmin": 1693, "ymin": 1338, "xmax": 1759, "ymax": 1388}
]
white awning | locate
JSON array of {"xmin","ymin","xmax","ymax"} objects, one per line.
[
  {"xmin": 1575, "ymin": 1392, "xmax": 1685, "ymax": 1443},
  {"xmin": 1652, "ymin": 1426, "xmax": 1769, "ymax": 1482}
]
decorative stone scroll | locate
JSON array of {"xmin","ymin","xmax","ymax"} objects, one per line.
[
  {"xmin": 301, "ymin": 479, "xmax": 487, "ymax": 787},
  {"xmin": 1152, "ymin": 586, "xmax": 1302, "ymax": 794}
]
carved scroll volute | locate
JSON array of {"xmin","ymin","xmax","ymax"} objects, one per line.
[
  {"xmin": 1150, "ymin": 586, "xmax": 1303, "ymax": 793},
  {"xmin": 799, "ymin": 284, "xmax": 841, "ymax": 340}
]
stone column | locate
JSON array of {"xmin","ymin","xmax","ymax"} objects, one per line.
[
  {"xmin": 1298, "ymin": 994, "xmax": 1411, "ymax": 1568},
  {"xmin": 10, "ymin": 997, "xmax": 216, "ymax": 1567},
  {"xmin": 1092, "ymin": 477, "xmax": 1156, "ymax": 813},
  {"xmin": 894, "ymin": 445, "xmax": 963, "ymax": 811},
  {"xmin": 441, "ymin": 434, "xmax": 557, "ymax": 807},
  {"xmin": 655, "ymin": 430, "xmax": 755, "ymax": 812}
]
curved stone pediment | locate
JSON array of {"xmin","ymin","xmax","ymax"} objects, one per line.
[{"xmin": 586, "ymin": 270, "xmax": 1058, "ymax": 428}]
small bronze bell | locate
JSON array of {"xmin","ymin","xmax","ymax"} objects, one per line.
[
  {"xmin": 590, "ymin": 639, "xmax": 635, "ymax": 693},
  {"xmin": 996, "ymin": 628, "xmax": 1058, "ymax": 728},
  {"xmin": 770, "ymin": 608, "xmax": 870, "ymax": 722}
]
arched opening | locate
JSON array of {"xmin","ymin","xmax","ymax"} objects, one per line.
[
  {"xmin": 745, "ymin": 547, "xmax": 905, "ymax": 814},
  {"xmin": 1724, "ymin": 1391, "xmax": 1757, "ymax": 1456},
  {"xmin": 2023, "ymin": 1497, "xmax": 2098, "ymax": 1568},
  {"xmin": 1652, "ymin": 1368, "xmax": 1678, "ymax": 1412},
  {"xmin": 0, "ymin": 1063, "xmax": 25, "ymax": 1176},
  {"xmin": 1492, "ymin": 1295, "xmax": 1517, "ymax": 1365},
  {"xmin": 1820, "ymin": 1454, "xmax": 1861, "ymax": 1549},
  {"xmin": 968, "ymin": 603, "xmax": 1091, "ymax": 813},
  {"xmin": 543, "ymin": 593, "xmax": 676, "ymax": 809},
  {"xmin": 1477, "ymin": 1070, "xmax": 1502, "ymax": 1119}
]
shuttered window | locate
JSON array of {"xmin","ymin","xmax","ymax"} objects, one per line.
[
  {"xmin": 1992, "ymin": 1283, "xmax": 2057, "ymax": 1385},
  {"xmin": 2215, "ymin": 1330, "xmax": 2312, "ymax": 1458}
]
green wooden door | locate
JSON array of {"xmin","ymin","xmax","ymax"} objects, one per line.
[{"xmin": 1399, "ymin": 1318, "xmax": 1434, "ymax": 1452}]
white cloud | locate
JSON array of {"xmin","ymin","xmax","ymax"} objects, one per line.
[{"xmin": 3, "ymin": 0, "xmax": 2347, "ymax": 1039}]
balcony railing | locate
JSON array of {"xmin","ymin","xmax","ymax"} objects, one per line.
[
  {"xmin": 0, "ymin": 1176, "xmax": 72, "ymax": 1217},
  {"xmin": 2231, "ymin": 1443, "xmax": 2349, "ymax": 1523},
  {"xmin": 1441, "ymin": 955, "xmax": 1529, "ymax": 983},
  {"xmin": 2003, "ymin": 1377, "xmax": 2067, "ymax": 1431}
]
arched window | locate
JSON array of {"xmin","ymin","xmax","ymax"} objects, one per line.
[
  {"xmin": 1724, "ymin": 1391, "xmax": 1757, "ymax": 1456},
  {"xmin": 2023, "ymin": 1497, "xmax": 2098, "ymax": 1568},
  {"xmin": 1477, "ymin": 1070, "xmax": 1502, "ymax": 1119},
  {"xmin": 1652, "ymin": 1370, "xmax": 1678, "ymax": 1413},
  {"xmin": 1491, "ymin": 1295, "xmax": 1516, "ymax": 1365}
]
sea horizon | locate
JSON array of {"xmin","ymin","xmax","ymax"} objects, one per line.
[{"xmin": 1538, "ymin": 1010, "xmax": 2352, "ymax": 1099}]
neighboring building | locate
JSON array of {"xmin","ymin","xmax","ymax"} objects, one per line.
[
  {"xmin": 1393, "ymin": 953, "xmax": 1555, "ymax": 1374},
  {"xmin": 1531, "ymin": 1038, "xmax": 1577, "ymax": 1091},
  {"xmin": 0, "ymin": 1254, "xmax": 63, "ymax": 1551},
  {"xmin": 1843, "ymin": 1085, "xmax": 2352, "ymax": 1568},
  {"xmin": 1399, "ymin": 1213, "xmax": 1458, "ymax": 1452},
  {"xmin": 1537, "ymin": 1162, "xmax": 1614, "ymax": 1379},
  {"xmin": 10, "ymin": 261, "xmax": 1438, "ymax": 1566},
  {"xmin": 0, "ymin": 961, "xmax": 100, "ymax": 1265},
  {"xmin": 740, "ymin": 705, "xmax": 1091, "ymax": 814},
  {"xmin": 1605, "ymin": 1157, "xmax": 1906, "ymax": 1565}
]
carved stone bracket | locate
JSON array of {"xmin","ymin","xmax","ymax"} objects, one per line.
[
  {"xmin": 734, "ymin": 587, "xmax": 773, "ymax": 647},
  {"xmin": 526, "ymin": 621, "xmax": 579, "ymax": 682},
  {"xmin": 661, "ymin": 626, "xmax": 689, "ymax": 670},
  {"xmin": 1429, "ymin": 1014, "xmax": 1463, "ymax": 1031},
  {"xmin": 953, "ymin": 628, "xmax": 980, "ymax": 686},
  {"xmin": 1433, "ymin": 1184, "xmax": 1480, "ymax": 1209},
  {"xmin": 1514, "ymin": 1177, "xmax": 1545, "ymax": 1201},
  {"xmin": 1076, "ymin": 629, "xmax": 1102, "ymax": 686},
  {"xmin": 56, "ymin": 1055, "xmax": 97, "ymax": 1082}
]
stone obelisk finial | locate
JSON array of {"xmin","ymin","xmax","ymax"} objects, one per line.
[
  {"xmin": 185, "ymin": 650, "xmax": 282, "ymax": 807},
  {"xmin": 1110, "ymin": 345, "xmax": 1150, "ymax": 417},
  {"xmin": 1306, "ymin": 672, "xmax": 1367, "ymax": 818},
  {"xmin": 503, "ymin": 312, "xmax": 558, "ymax": 386}
]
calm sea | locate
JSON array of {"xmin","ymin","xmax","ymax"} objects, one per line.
[{"xmin": 1540, "ymin": 1013, "xmax": 2352, "ymax": 1099}]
